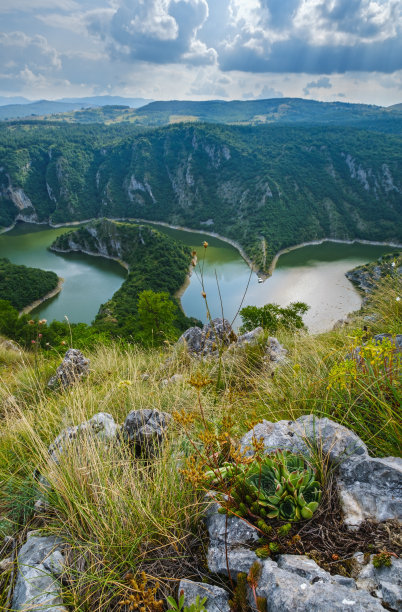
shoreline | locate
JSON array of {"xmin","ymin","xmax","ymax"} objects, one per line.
[
  {"xmin": 50, "ymin": 245, "xmax": 129, "ymax": 272},
  {"xmin": 3, "ymin": 216, "xmax": 401, "ymax": 279},
  {"xmin": 19, "ymin": 277, "xmax": 64, "ymax": 315}
]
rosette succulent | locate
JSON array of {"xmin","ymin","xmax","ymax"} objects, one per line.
[{"xmin": 245, "ymin": 450, "xmax": 321, "ymax": 521}]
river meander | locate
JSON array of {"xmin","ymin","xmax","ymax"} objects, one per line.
[{"xmin": 0, "ymin": 222, "xmax": 397, "ymax": 333}]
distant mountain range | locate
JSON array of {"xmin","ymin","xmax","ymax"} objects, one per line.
[
  {"xmin": 2, "ymin": 97, "xmax": 401, "ymax": 131},
  {"xmin": 0, "ymin": 96, "xmax": 153, "ymax": 120}
]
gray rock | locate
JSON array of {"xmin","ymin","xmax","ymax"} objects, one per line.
[
  {"xmin": 276, "ymin": 554, "xmax": 332, "ymax": 583},
  {"xmin": 205, "ymin": 501, "xmax": 259, "ymax": 548},
  {"xmin": 356, "ymin": 555, "xmax": 402, "ymax": 611},
  {"xmin": 48, "ymin": 412, "xmax": 118, "ymax": 462},
  {"xmin": 235, "ymin": 327, "xmax": 264, "ymax": 347},
  {"xmin": 266, "ymin": 336, "xmax": 288, "ymax": 363},
  {"xmin": 240, "ymin": 415, "xmax": 367, "ymax": 464},
  {"xmin": 255, "ymin": 557, "xmax": 386, "ymax": 612},
  {"xmin": 179, "ymin": 580, "xmax": 230, "ymax": 612},
  {"xmin": 373, "ymin": 333, "xmax": 402, "ymax": 354},
  {"xmin": 178, "ymin": 326, "xmax": 203, "ymax": 354},
  {"xmin": 207, "ymin": 544, "xmax": 259, "ymax": 576},
  {"xmin": 0, "ymin": 339, "xmax": 21, "ymax": 353},
  {"xmin": 338, "ymin": 456, "xmax": 402, "ymax": 528},
  {"xmin": 178, "ymin": 319, "xmax": 237, "ymax": 356},
  {"xmin": 12, "ymin": 532, "xmax": 67, "ymax": 612},
  {"xmin": 123, "ymin": 409, "xmax": 171, "ymax": 455},
  {"xmin": 48, "ymin": 348, "xmax": 89, "ymax": 388}
]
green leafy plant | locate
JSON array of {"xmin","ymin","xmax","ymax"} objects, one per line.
[
  {"xmin": 208, "ymin": 449, "xmax": 322, "ymax": 523},
  {"xmin": 166, "ymin": 593, "xmax": 207, "ymax": 612},
  {"xmin": 372, "ymin": 551, "xmax": 393, "ymax": 569}
]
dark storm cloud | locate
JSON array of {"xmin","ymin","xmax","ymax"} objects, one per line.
[{"xmin": 303, "ymin": 76, "xmax": 332, "ymax": 95}]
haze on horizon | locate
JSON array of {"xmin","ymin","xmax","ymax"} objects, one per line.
[{"xmin": 0, "ymin": 0, "xmax": 401, "ymax": 107}]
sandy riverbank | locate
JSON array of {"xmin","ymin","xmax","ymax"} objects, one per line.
[{"xmin": 20, "ymin": 277, "xmax": 64, "ymax": 315}]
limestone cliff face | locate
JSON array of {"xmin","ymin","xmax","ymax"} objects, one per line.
[{"xmin": 1, "ymin": 124, "xmax": 402, "ymax": 271}]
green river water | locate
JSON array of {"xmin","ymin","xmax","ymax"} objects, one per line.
[{"xmin": 0, "ymin": 222, "xmax": 397, "ymax": 333}]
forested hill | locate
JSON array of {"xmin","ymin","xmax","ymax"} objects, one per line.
[
  {"xmin": 50, "ymin": 219, "xmax": 196, "ymax": 338},
  {"xmin": 1, "ymin": 121, "xmax": 401, "ymax": 272},
  {"xmin": 0, "ymin": 257, "xmax": 58, "ymax": 311}
]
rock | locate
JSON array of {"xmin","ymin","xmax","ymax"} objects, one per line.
[
  {"xmin": 373, "ymin": 333, "xmax": 402, "ymax": 354},
  {"xmin": 240, "ymin": 415, "xmax": 368, "ymax": 465},
  {"xmin": 178, "ymin": 580, "xmax": 230, "ymax": 612},
  {"xmin": 205, "ymin": 500, "xmax": 259, "ymax": 548},
  {"xmin": 48, "ymin": 348, "xmax": 89, "ymax": 388},
  {"xmin": 12, "ymin": 532, "xmax": 67, "ymax": 612},
  {"xmin": 266, "ymin": 336, "xmax": 288, "ymax": 363},
  {"xmin": 338, "ymin": 456, "xmax": 402, "ymax": 528},
  {"xmin": 178, "ymin": 319, "xmax": 237, "ymax": 356},
  {"xmin": 333, "ymin": 318, "xmax": 350, "ymax": 330},
  {"xmin": 141, "ymin": 373, "xmax": 150, "ymax": 381},
  {"xmin": 0, "ymin": 339, "xmax": 21, "ymax": 353},
  {"xmin": 208, "ymin": 544, "xmax": 259, "ymax": 577},
  {"xmin": 254, "ymin": 557, "xmax": 386, "ymax": 612},
  {"xmin": 48, "ymin": 412, "xmax": 118, "ymax": 463},
  {"xmin": 355, "ymin": 555, "xmax": 402, "ymax": 611},
  {"xmin": 0, "ymin": 556, "xmax": 13, "ymax": 571},
  {"xmin": 161, "ymin": 374, "xmax": 184, "ymax": 386},
  {"xmin": 123, "ymin": 409, "xmax": 171, "ymax": 455},
  {"xmin": 235, "ymin": 327, "xmax": 264, "ymax": 347},
  {"xmin": 240, "ymin": 415, "xmax": 401, "ymax": 528},
  {"xmin": 276, "ymin": 554, "xmax": 333, "ymax": 583},
  {"xmin": 178, "ymin": 326, "xmax": 203, "ymax": 354}
]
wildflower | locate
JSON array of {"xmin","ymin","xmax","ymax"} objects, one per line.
[
  {"xmin": 397, "ymin": 297, "xmax": 401, "ymax": 302},
  {"xmin": 118, "ymin": 380, "xmax": 132, "ymax": 387},
  {"xmin": 38, "ymin": 333, "xmax": 42, "ymax": 338},
  {"xmin": 391, "ymin": 261, "xmax": 396, "ymax": 267},
  {"xmin": 31, "ymin": 340, "xmax": 36, "ymax": 344},
  {"xmin": 61, "ymin": 340, "xmax": 66, "ymax": 345},
  {"xmin": 191, "ymin": 250, "xmax": 197, "ymax": 256},
  {"xmin": 28, "ymin": 319, "xmax": 35, "ymax": 325},
  {"xmin": 45, "ymin": 342, "xmax": 50, "ymax": 346},
  {"xmin": 39, "ymin": 319, "xmax": 47, "ymax": 325},
  {"xmin": 201, "ymin": 291, "xmax": 207, "ymax": 298},
  {"xmin": 203, "ymin": 241, "xmax": 208, "ymax": 248}
]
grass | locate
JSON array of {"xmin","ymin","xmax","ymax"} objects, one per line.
[{"xmin": 0, "ymin": 274, "xmax": 400, "ymax": 609}]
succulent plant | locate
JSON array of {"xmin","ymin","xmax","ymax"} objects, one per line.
[{"xmin": 245, "ymin": 450, "xmax": 321, "ymax": 521}]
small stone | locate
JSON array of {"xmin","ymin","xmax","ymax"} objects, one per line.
[
  {"xmin": 235, "ymin": 327, "xmax": 264, "ymax": 347},
  {"xmin": 48, "ymin": 348, "xmax": 89, "ymax": 389},
  {"xmin": 123, "ymin": 409, "xmax": 171, "ymax": 455},
  {"xmin": 179, "ymin": 580, "xmax": 230, "ymax": 612}
]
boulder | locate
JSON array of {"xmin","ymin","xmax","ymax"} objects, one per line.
[
  {"xmin": 123, "ymin": 409, "xmax": 171, "ymax": 455},
  {"xmin": 12, "ymin": 531, "xmax": 67, "ymax": 612},
  {"xmin": 254, "ymin": 557, "xmax": 386, "ymax": 612},
  {"xmin": 48, "ymin": 412, "xmax": 118, "ymax": 463},
  {"xmin": 178, "ymin": 319, "xmax": 237, "ymax": 356},
  {"xmin": 266, "ymin": 336, "xmax": 288, "ymax": 363},
  {"xmin": 48, "ymin": 348, "xmax": 89, "ymax": 388},
  {"xmin": 240, "ymin": 415, "xmax": 401, "ymax": 528},
  {"xmin": 178, "ymin": 580, "xmax": 230, "ymax": 612},
  {"xmin": 355, "ymin": 555, "xmax": 402, "ymax": 611},
  {"xmin": 338, "ymin": 456, "xmax": 402, "ymax": 528},
  {"xmin": 234, "ymin": 327, "xmax": 264, "ymax": 347}
]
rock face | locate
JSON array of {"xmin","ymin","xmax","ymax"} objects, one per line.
[
  {"xmin": 48, "ymin": 412, "xmax": 118, "ymax": 462},
  {"xmin": 201, "ymin": 416, "xmax": 402, "ymax": 611},
  {"xmin": 48, "ymin": 348, "xmax": 89, "ymax": 388},
  {"xmin": 12, "ymin": 532, "xmax": 67, "ymax": 612},
  {"xmin": 178, "ymin": 580, "xmax": 230, "ymax": 612},
  {"xmin": 123, "ymin": 409, "xmax": 171, "ymax": 455},
  {"xmin": 240, "ymin": 415, "xmax": 401, "ymax": 528}
]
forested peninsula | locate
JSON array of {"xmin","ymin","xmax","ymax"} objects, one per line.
[
  {"xmin": 1, "ymin": 120, "xmax": 401, "ymax": 273},
  {"xmin": 50, "ymin": 219, "xmax": 197, "ymax": 338},
  {"xmin": 0, "ymin": 257, "xmax": 59, "ymax": 311}
]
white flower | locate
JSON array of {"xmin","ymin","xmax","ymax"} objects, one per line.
[
  {"xmin": 396, "ymin": 297, "xmax": 401, "ymax": 302},
  {"xmin": 391, "ymin": 261, "xmax": 396, "ymax": 267}
]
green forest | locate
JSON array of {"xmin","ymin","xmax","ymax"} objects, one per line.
[
  {"xmin": 51, "ymin": 219, "xmax": 198, "ymax": 339},
  {"xmin": 0, "ymin": 258, "xmax": 58, "ymax": 311},
  {"xmin": 0, "ymin": 119, "xmax": 401, "ymax": 272}
]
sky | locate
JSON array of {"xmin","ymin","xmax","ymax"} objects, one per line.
[{"xmin": 0, "ymin": 0, "xmax": 401, "ymax": 106}]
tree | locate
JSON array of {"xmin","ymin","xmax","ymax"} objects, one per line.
[
  {"xmin": 136, "ymin": 290, "xmax": 177, "ymax": 346},
  {"xmin": 240, "ymin": 301, "xmax": 309, "ymax": 333}
]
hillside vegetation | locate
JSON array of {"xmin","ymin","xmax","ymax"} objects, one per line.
[
  {"xmin": 0, "ymin": 260, "xmax": 400, "ymax": 610},
  {"xmin": 51, "ymin": 219, "xmax": 197, "ymax": 338},
  {"xmin": 0, "ymin": 122, "xmax": 401, "ymax": 272},
  {"xmin": 0, "ymin": 257, "xmax": 58, "ymax": 311}
]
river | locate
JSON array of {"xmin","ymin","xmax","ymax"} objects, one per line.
[{"xmin": 0, "ymin": 222, "xmax": 397, "ymax": 333}]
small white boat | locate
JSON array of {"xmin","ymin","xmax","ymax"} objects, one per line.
[{"xmin": 258, "ymin": 277, "xmax": 263, "ymax": 283}]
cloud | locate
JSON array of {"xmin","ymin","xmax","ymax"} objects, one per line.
[
  {"xmin": 0, "ymin": 31, "xmax": 61, "ymax": 71},
  {"xmin": 303, "ymin": 76, "xmax": 332, "ymax": 95},
  {"xmin": 0, "ymin": 0, "xmax": 79, "ymax": 13},
  {"xmin": 86, "ymin": 0, "xmax": 216, "ymax": 66}
]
